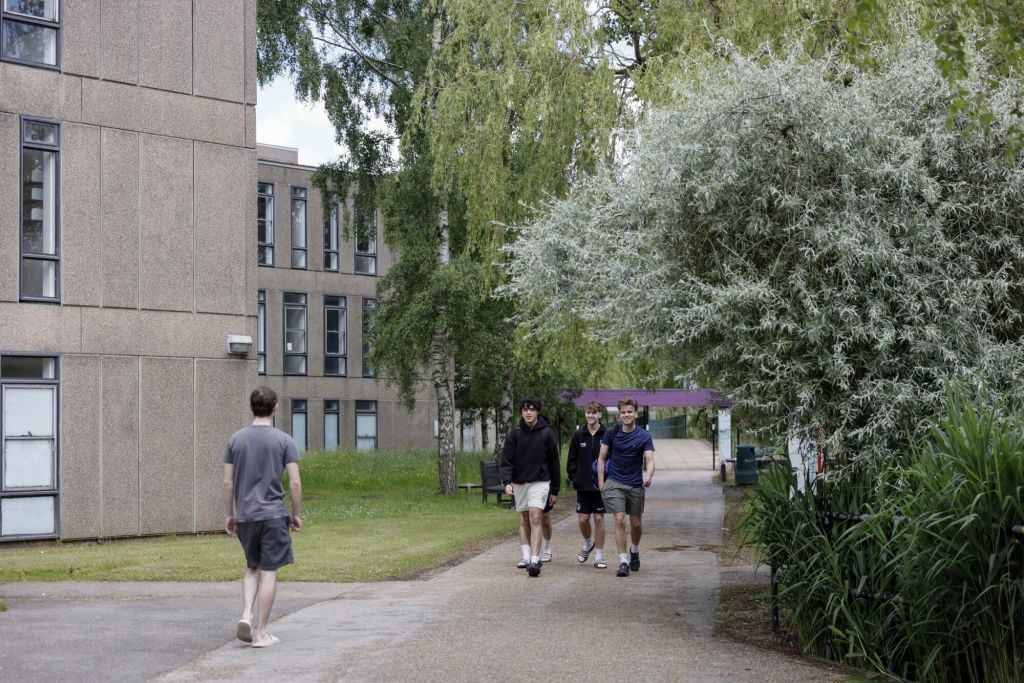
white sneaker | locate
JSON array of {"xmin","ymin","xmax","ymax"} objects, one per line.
[{"xmin": 541, "ymin": 549, "xmax": 552, "ymax": 563}]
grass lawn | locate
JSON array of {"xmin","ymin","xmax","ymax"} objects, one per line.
[{"xmin": 0, "ymin": 450, "xmax": 518, "ymax": 583}]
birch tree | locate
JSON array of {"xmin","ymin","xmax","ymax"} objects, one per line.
[{"xmin": 502, "ymin": 35, "xmax": 1024, "ymax": 461}]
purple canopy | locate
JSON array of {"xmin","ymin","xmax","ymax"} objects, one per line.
[{"xmin": 572, "ymin": 389, "xmax": 731, "ymax": 408}]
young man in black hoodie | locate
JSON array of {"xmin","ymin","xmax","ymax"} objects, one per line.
[
  {"xmin": 566, "ymin": 400, "xmax": 607, "ymax": 568},
  {"xmin": 500, "ymin": 396, "xmax": 561, "ymax": 577}
]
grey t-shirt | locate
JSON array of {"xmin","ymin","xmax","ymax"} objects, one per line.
[{"xmin": 223, "ymin": 425, "xmax": 300, "ymax": 522}]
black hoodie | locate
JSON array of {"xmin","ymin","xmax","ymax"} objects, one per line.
[{"xmin": 499, "ymin": 415, "xmax": 561, "ymax": 494}]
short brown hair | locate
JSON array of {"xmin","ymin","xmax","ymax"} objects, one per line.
[
  {"xmin": 584, "ymin": 400, "xmax": 603, "ymax": 413},
  {"xmin": 617, "ymin": 397, "xmax": 638, "ymax": 411},
  {"xmin": 250, "ymin": 386, "xmax": 278, "ymax": 417}
]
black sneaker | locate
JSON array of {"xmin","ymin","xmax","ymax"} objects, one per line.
[
  {"xmin": 527, "ymin": 561, "xmax": 542, "ymax": 577},
  {"xmin": 630, "ymin": 550, "xmax": 640, "ymax": 572},
  {"xmin": 616, "ymin": 562, "xmax": 629, "ymax": 577}
]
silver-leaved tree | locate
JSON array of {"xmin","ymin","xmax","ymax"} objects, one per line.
[{"xmin": 503, "ymin": 36, "xmax": 1024, "ymax": 462}]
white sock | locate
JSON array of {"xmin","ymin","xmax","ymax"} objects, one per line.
[
  {"xmin": 594, "ymin": 549, "xmax": 604, "ymax": 560},
  {"xmin": 582, "ymin": 538, "xmax": 594, "ymax": 551},
  {"xmin": 521, "ymin": 544, "xmax": 531, "ymax": 560},
  {"xmin": 630, "ymin": 544, "xmax": 639, "ymax": 553},
  {"xmin": 542, "ymin": 539, "xmax": 551, "ymax": 552},
  {"xmin": 619, "ymin": 553, "xmax": 628, "ymax": 564},
  {"xmin": 531, "ymin": 555, "xmax": 540, "ymax": 564}
]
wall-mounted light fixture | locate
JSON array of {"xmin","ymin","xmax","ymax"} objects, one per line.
[{"xmin": 227, "ymin": 335, "xmax": 253, "ymax": 356}]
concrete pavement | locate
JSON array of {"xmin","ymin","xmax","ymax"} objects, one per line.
[{"xmin": 0, "ymin": 440, "xmax": 841, "ymax": 682}]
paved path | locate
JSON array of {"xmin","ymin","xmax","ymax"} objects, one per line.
[{"xmin": 0, "ymin": 440, "xmax": 842, "ymax": 682}]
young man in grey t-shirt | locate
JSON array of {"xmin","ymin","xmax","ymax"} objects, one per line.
[{"xmin": 223, "ymin": 386, "xmax": 301, "ymax": 648}]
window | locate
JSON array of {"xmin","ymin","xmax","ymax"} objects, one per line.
[
  {"xmin": 257, "ymin": 182, "xmax": 274, "ymax": 266},
  {"xmin": 283, "ymin": 292, "xmax": 307, "ymax": 375},
  {"xmin": 323, "ymin": 203, "xmax": 339, "ymax": 272},
  {"xmin": 324, "ymin": 295, "xmax": 347, "ymax": 376},
  {"xmin": 20, "ymin": 118, "xmax": 59, "ymax": 301},
  {"xmin": 290, "ymin": 399, "xmax": 307, "ymax": 452},
  {"xmin": 1, "ymin": 0, "xmax": 60, "ymax": 68},
  {"xmin": 362, "ymin": 298, "xmax": 375, "ymax": 378},
  {"xmin": 355, "ymin": 210, "xmax": 377, "ymax": 275},
  {"xmin": 1, "ymin": 354, "xmax": 59, "ymax": 540},
  {"xmin": 355, "ymin": 400, "xmax": 377, "ymax": 451},
  {"xmin": 324, "ymin": 400, "xmax": 340, "ymax": 452},
  {"xmin": 291, "ymin": 186, "xmax": 307, "ymax": 269},
  {"xmin": 257, "ymin": 289, "xmax": 266, "ymax": 375}
]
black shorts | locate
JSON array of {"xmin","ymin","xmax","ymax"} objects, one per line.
[
  {"xmin": 236, "ymin": 516, "xmax": 294, "ymax": 571},
  {"xmin": 576, "ymin": 490, "xmax": 606, "ymax": 515}
]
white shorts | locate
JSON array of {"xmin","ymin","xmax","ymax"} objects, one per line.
[{"xmin": 512, "ymin": 481, "xmax": 550, "ymax": 512}]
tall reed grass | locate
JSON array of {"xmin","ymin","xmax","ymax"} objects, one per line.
[{"xmin": 745, "ymin": 388, "xmax": 1024, "ymax": 681}]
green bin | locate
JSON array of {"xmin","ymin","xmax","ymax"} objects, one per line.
[{"xmin": 735, "ymin": 445, "xmax": 758, "ymax": 485}]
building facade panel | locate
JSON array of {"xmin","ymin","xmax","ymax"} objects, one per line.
[
  {"xmin": 139, "ymin": 0, "xmax": 192, "ymax": 94},
  {"xmin": 58, "ymin": 354, "xmax": 101, "ymax": 539},
  {"xmin": 100, "ymin": 127, "xmax": 140, "ymax": 309},
  {"xmin": 81, "ymin": 79, "xmax": 246, "ymax": 147},
  {"xmin": 195, "ymin": 358, "xmax": 251, "ymax": 532},
  {"xmin": 100, "ymin": 0, "xmax": 139, "ymax": 85},
  {"xmin": 61, "ymin": 123, "xmax": 102, "ymax": 307},
  {"xmin": 100, "ymin": 355, "xmax": 141, "ymax": 538},
  {"xmin": 0, "ymin": 303, "xmax": 82, "ymax": 352},
  {"xmin": 0, "ymin": 65, "xmax": 82, "ymax": 123},
  {"xmin": 193, "ymin": 0, "xmax": 244, "ymax": 103},
  {"xmin": 195, "ymin": 141, "xmax": 246, "ymax": 315},
  {"xmin": 139, "ymin": 133, "xmax": 193, "ymax": 312},
  {"xmin": 62, "ymin": 0, "xmax": 101, "ymax": 78},
  {"xmin": 139, "ymin": 357, "xmax": 194, "ymax": 534},
  {"xmin": 244, "ymin": 0, "xmax": 257, "ymax": 105}
]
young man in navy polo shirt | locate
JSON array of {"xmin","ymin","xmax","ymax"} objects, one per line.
[{"xmin": 596, "ymin": 397, "xmax": 655, "ymax": 577}]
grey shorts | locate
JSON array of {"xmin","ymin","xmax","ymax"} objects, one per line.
[
  {"xmin": 601, "ymin": 478, "xmax": 645, "ymax": 516},
  {"xmin": 236, "ymin": 516, "xmax": 294, "ymax": 571}
]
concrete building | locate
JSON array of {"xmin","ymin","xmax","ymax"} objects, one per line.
[
  {"xmin": 0, "ymin": 2, "xmax": 449, "ymax": 544},
  {"xmin": 255, "ymin": 144, "xmax": 438, "ymax": 453}
]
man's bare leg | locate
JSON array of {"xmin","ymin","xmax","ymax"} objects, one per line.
[
  {"xmin": 253, "ymin": 569, "xmax": 278, "ymax": 645},
  {"xmin": 528, "ymin": 507, "xmax": 544, "ymax": 557},
  {"xmin": 629, "ymin": 515, "xmax": 642, "ymax": 548},
  {"xmin": 613, "ymin": 511, "xmax": 627, "ymax": 555},
  {"xmin": 594, "ymin": 512, "xmax": 606, "ymax": 550},
  {"xmin": 236, "ymin": 567, "xmax": 260, "ymax": 641},
  {"xmin": 577, "ymin": 513, "xmax": 592, "ymax": 544}
]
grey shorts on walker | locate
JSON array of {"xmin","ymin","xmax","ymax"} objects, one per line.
[{"xmin": 601, "ymin": 478, "xmax": 645, "ymax": 516}]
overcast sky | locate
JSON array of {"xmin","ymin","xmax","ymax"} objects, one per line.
[{"xmin": 256, "ymin": 76, "xmax": 345, "ymax": 166}]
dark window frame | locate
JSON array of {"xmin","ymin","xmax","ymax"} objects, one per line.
[
  {"xmin": 323, "ymin": 294, "xmax": 347, "ymax": 377},
  {"xmin": 19, "ymin": 116, "xmax": 60, "ymax": 303},
  {"xmin": 1, "ymin": 1, "xmax": 61, "ymax": 70},
  {"xmin": 257, "ymin": 289, "xmax": 266, "ymax": 375},
  {"xmin": 354, "ymin": 209, "xmax": 378, "ymax": 275},
  {"xmin": 323, "ymin": 399, "xmax": 340, "ymax": 452},
  {"xmin": 0, "ymin": 352, "xmax": 60, "ymax": 542},
  {"xmin": 283, "ymin": 291, "xmax": 308, "ymax": 376},
  {"xmin": 257, "ymin": 182, "xmax": 274, "ymax": 267},
  {"xmin": 323, "ymin": 202, "xmax": 339, "ymax": 272},
  {"xmin": 290, "ymin": 398, "xmax": 307, "ymax": 451},
  {"xmin": 355, "ymin": 399, "xmax": 377, "ymax": 452},
  {"xmin": 362, "ymin": 298, "xmax": 375, "ymax": 378},
  {"xmin": 291, "ymin": 186, "xmax": 307, "ymax": 269}
]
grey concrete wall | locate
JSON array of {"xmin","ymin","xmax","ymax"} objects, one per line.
[{"xmin": 1, "ymin": 1, "xmax": 257, "ymax": 540}]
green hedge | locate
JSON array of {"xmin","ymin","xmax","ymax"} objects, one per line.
[{"xmin": 745, "ymin": 388, "xmax": 1024, "ymax": 681}]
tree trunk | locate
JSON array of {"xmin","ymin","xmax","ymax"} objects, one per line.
[
  {"xmin": 431, "ymin": 329, "xmax": 457, "ymax": 494},
  {"xmin": 480, "ymin": 408, "xmax": 489, "ymax": 452},
  {"xmin": 429, "ymin": 4, "xmax": 457, "ymax": 495}
]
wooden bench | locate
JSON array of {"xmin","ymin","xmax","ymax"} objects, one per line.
[{"xmin": 480, "ymin": 460, "xmax": 512, "ymax": 507}]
